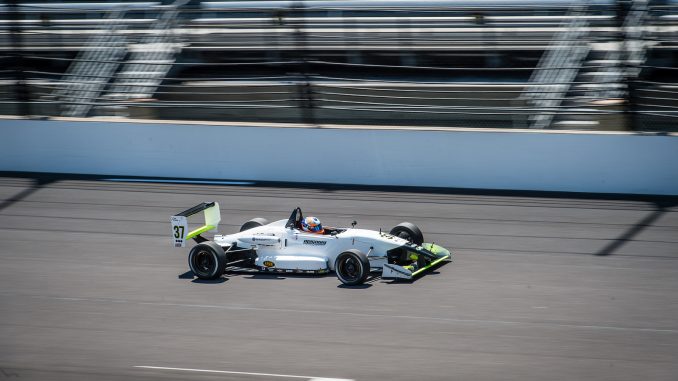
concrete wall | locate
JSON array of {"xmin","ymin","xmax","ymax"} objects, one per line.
[{"xmin": 1, "ymin": 118, "xmax": 677, "ymax": 195}]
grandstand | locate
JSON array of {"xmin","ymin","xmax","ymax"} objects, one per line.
[{"xmin": 1, "ymin": 0, "xmax": 676, "ymax": 130}]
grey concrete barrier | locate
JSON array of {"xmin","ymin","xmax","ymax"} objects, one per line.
[{"xmin": 1, "ymin": 117, "xmax": 677, "ymax": 195}]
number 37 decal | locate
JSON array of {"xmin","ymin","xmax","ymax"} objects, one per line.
[
  {"xmin": 170, "ymin": 215, "xmax": 188, "ymax": 247},
  {"xmin": 173, "ymin": 225, "xmax": 185, "ymax": 239}
]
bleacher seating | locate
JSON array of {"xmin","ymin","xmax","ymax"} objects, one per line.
[{"xmin": 0, "ymin": 0, "xmax": 676, "ymax": 130}]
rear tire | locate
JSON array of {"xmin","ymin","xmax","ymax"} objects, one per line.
[
  {"xmin": 335, "ymin": 249, "xmax": 370, "ymax": 286},
  {"xmin": 188, "ymin": 242, "xmax": 228, "ymax": 280},
  {"xmin": 240, "ymin": 217, "xmax": 269, "ymax": 232},
  {"xmin": 390, "ymin": 222, "xmax": 424, "ymax": 245}
]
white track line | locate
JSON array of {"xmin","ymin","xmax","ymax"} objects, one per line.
[{"xmin": 134, "ymin": 366, "xmax": 354, "ymax": 381}]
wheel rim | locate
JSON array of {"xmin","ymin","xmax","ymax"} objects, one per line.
[
  {"xmin": 338, "ymin": 256, "xmax": 361, "ymax": 282},
  {"xmin": 397, "ymin": 231, "xmax": 412, "ymax": 242},
  {"xmin": 192, "ymin": 250, "xmax": 215, "ymax": 276}
]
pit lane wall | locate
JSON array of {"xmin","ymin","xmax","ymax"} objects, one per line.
[{"xmin": 1, "ymin": 118, "xmax": 678, "ymax": 195}]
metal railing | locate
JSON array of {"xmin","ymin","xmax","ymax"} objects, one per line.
[
  {"xmin": 103, "ymin": 2, "xmax": 186, "ymax": 104},
  {"xmin": 1, "ymin": 0, "xmax": 676, "ymax": 131},
  {"xmin": 55, "ymin": 8, "xmax": 129, "ymax": 117},
  {"xmin": 521, "ymin": 2, "xmax": 591, "ymax": 129}
]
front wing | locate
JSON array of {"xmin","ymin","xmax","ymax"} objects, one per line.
[{"xmin": 382, "ymin": 243, "xmax": 452, "ymax": 280}]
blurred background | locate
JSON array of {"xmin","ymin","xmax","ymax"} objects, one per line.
[{"xmin": 1, "ymin": 0, "xmax": 677, "ymax": 131}]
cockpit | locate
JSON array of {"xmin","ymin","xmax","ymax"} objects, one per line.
[{"xmin": 285, "ymin": 207, "xmax": 346, "ymax": 236}]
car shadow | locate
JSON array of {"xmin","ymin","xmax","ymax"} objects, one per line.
[
  {"xmin": 336, "ymin": 273, "xmax": 383, "ymax": 288},
  {"xmin": 177, "ymin": 270, "xmax": 194, "ymax": 279},
  {"xmin": 192, "ymin": 278, "xmax": 227, "ymax": 284},
  {"xmin": 177, "ymin": 270, "xmax": 228, "ymax": 283},
  {"xmin": 178, "ymin": 261, "xmax": 450, "ymax": 287},
  {"xmin": 337, "ymin": 283, "xmax": 372, "ymax": 289}
]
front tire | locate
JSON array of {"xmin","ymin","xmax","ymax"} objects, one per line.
[
  {"xmin": 335, "ymin": 249, "xmax": 370, "ymax": 286},
  {"xmin": 188, "ymin": 242, "xmax": 228, "ymax": 280},
  {"xmin": 390, "ymin": 222, "xmax": 424, "ymax": 245},
  {"xmin": 240, "ymin": 217, "xmax": 269, "ymax": 232}
]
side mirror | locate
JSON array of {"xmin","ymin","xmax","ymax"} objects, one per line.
[{"xmin": 351, "ymin": 221, "xmax": 357, "ymax": 228}]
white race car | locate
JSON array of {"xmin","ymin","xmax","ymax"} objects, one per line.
[{"xmin": 171, "ymin": 202, "xmax": 452, "ymax": 285}]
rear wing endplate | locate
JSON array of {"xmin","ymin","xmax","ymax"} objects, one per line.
[{"xmin": 171, "ymin": 202, "xmax": 221, "ymax": 247}]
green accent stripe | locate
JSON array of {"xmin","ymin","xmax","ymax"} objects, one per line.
[
  {"xmin": 410, "ymin": 253, "xmax": 451, "ymax": 277},
  {"xmin": 186, "ymin": 224, "xmax": 215, "ymax": 240},
  {"xmin": 421, "ymin": 243, "xmax": 450, "ymax": 258}
]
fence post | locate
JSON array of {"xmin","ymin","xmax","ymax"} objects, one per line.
[
  {"xmin": 616, "ymin": 0, "xmax": 639, "ymax": 131},
  {"xmin": 8, "ymin": 0, "xmax": 30, "ymax": 116},
  {"xmin": 292, "ymin": 0, "xmax": 316, "ymax": 125}
]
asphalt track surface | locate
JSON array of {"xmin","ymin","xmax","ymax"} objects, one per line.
[{"xmin": 1, "ymin": 176, "xmax": 677, "ymax": 381}]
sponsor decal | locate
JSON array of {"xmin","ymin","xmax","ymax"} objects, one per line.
[
  {"xmin": 251, "ymin": 236, "xmax": 280, "ymax": 243},
  {"xmin": 263, "ymin": 260, "xmax": 275, "ymax": 268},
  {"xmin": 303, "ymin": 239, "xmax": 327, "ymax": 246}
]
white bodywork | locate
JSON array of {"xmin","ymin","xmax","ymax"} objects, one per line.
[
  {"xmin": 214, "ymin": 219, "xmax": 409, "ymax": 272},
  {"xmin": 171, "ymin": 203, "xmax": 451, "ymax": 282}
]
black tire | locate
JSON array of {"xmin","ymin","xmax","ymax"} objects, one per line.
[
  {"xmin": 335, "ymin": 249, "xmax": 370, "ymax": 286},
  {"xmin": 390, "ymin": 222, "xmax": 424, "ymax": 245},
  {"xmin": 188, "ymin": 242, "xmax": 228, "ymax": 280},
  {"xmin": 240, "ymin": 217, "xmax": 269, "ymax": 232}
]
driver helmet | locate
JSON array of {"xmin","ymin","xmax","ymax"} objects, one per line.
[{"xmin": 301, "ymin": 216, "xmax": 324, "ymax": 234}]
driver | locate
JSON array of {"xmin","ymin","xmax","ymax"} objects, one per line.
[{"xmin": 301, "ymin": 216, "xmax": 324, "ymax": 234}]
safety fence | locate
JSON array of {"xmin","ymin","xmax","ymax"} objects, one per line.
[{"xmin": 1, "ymin": 0, "xmax": 677, "ymax": 131}]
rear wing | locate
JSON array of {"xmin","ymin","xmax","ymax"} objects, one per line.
[{"xmin": 171, "ymin": 202, "xmax": 221, "ymax": 247}]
